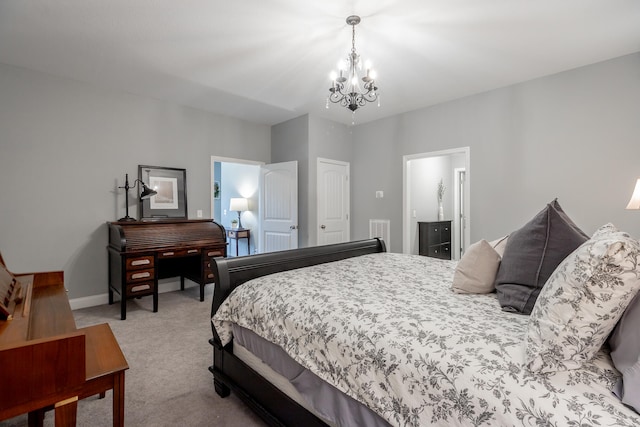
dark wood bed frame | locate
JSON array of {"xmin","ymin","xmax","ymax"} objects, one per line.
[{"xmin": 208, "ymin": 238, "xmax": 387, "ymax": 427}]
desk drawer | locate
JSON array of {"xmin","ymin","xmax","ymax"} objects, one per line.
[
  {"xmin": 126, "ymin": 268, "xmax": 154, "ymax": 282},
  {"xmin": 126, "ymin": 255, "xmax": 154, "ymax": 270},
  {"xmin": 204, "ymin": 260, "xmax": 215, "ymax": 282},
  {"xmin": 126, "ymin": 281, "xmax": 155, "ymax": 296},
  {"xmin": 204, "ymin": 248, "xmax": 225, "ymax": 258},
  {"xmin": 158, "ymin": 248, "xmax": 200, "ymax": 258}
]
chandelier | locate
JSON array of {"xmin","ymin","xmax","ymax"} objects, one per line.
[{"xmin": 327, "ymin": 15, "xmax": 379, "ymax": 112}]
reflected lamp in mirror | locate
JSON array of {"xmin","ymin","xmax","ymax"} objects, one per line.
[
  {"xmin": 626, "ymin": 179, "xmax": 640, "ymax": 210},
  {"xmin": 230, "ymin": 197, "xmax": 249, "ymax": 229},
  {"xmin": 118, "ymin": 173, "xmax": 158, "ymax": 221}
]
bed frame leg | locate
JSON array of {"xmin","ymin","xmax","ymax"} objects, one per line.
[{"xmin": 214, "ymin": 378, "xmax": 230, "ymax": 397}]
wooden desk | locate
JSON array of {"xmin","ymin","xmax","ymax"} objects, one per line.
[
  {"xmin": 108, "ymin": 219, "xmax": 227, "ymax": 319},
  {"xmin": 227, "ymin": 228, "xmax": 250, "ymax": 256}
]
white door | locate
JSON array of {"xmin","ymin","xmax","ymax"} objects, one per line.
[
  {"xmin": 317, "ymin": 158, "xmax": 350, "ymax": 246},
  {"xmin": 259, "ymin": 161, "xmax": 298, "ymax": 253}
]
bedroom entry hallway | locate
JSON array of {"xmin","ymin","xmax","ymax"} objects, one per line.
[{"xmin": 403, "ymin": 147, "xmax": 471, "ymax": 260}]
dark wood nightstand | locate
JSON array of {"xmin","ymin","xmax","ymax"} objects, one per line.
[
  {"xmin": 227, "ymin": 228, "xmax": 250, "ymax": 256},
  {"xmin": 418, "ymin": 221, "xmax": 452, "ymax": 260}
]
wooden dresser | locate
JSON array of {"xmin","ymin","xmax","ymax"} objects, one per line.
[
  {"xmin": 418, "ymin": 221, "xmax": 452, "ymax": 260},
  {"xmin": 108, "ymin": 219, "xmax": 227, "ymax": 320}
]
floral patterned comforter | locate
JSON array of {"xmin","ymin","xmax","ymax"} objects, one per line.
[{"xmin": 212, "ymin": 253, "xmax": 640, "ymax": 427}]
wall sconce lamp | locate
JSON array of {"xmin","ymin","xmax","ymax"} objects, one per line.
[
  {"xmin": 229, "ymin": 197, "xmax": 249, "ymax": 229},
  {"xmin": 626, "ymin": 178, "xmax": 640, "ymax": 210},
  {"xmin": 118, "ymin": 173, "xmax": 157, "ymax": 222}
]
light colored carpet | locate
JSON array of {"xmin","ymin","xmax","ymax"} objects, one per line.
[{"xmin": 1, "ymin": 285, "xmax": 268, "ymax": 427}]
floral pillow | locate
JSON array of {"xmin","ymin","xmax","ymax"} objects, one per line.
[{"xmin": 525, "ymin": 223, "xmax": 640, "ymax": 373}]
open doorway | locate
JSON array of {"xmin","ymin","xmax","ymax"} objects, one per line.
[
  {"xmin": 211, "ymin": 156, "xmax": 262, "ymax": 257},
  {"xmin": 402, "ymin": 147, "xmax": 470, "ymax": 259},
  {"xmin": 210, "ymin": 156, "xmax": 299, "ymax": 256}
]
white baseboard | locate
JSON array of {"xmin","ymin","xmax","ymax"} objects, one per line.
[{"xmin": 69, "ymin": 280, "xmax": 199, "ymax": 311}]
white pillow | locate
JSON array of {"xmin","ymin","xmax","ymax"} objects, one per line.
[
  {"xmin": 488, "ymin": 235, "xmax": 509, "ymax": 258},
  {"xmin": 452, "ymin": 239, "xmax": 501, "ymax": 294},
  {"xmin": 525, "ymin": 223, "xmax": 640, "ymax": 372}
]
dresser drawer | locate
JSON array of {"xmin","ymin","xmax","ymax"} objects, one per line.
[
  {"xmin": 125, "ymin": 255, "xmax": 154, "ymax": 270},
  {"xmin": 126, "ymin": 281, "xmax": 155, "ymax": 296},
  {"xmin": 428, "ymin": 243, "xmax": 451, "ymax": 259},
  {"xmin": 125, "ymin": 268, "xmax": 154, "ymax": 283}
]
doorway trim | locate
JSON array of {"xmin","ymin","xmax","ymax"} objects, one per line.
[
  {"xmin": 402, "ymin": 147, "xmax": 471, "ymax": 255},
  {"xmin": 316, "ymin": 157, "xmax": 351, "ymax": 246}
]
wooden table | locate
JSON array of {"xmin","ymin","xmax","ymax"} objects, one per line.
[{"xmin": 227, "ymin": 228, "xmax": 250, "ymax": 256}]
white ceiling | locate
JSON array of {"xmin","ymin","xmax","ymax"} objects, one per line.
[{"xmin": 1, "ymin": 1, "xmax": 639, "ymax": 126}]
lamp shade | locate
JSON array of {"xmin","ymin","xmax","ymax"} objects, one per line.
[
  {"xmin": 626, "ymin": 179, "xmax": 640, "ymax": 210},
  {"xmin": 230, "ymin": 197, "xmax": 249, "ymax": 212},
  {"xmin": 140, "ymin": 183, "xmax": 157, "ymax": 200}
]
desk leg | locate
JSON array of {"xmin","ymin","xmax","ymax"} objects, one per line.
[
  {"xmin": 113, "ymin": 371, "xmax": 126, "ymax": 427},
  {"xmin": 54, "ymin": 396, "xmax": 78, "ymax": 427},
  {"xmin": 152, "ymin": 284, "xmax": 158, "ymax": 313},
  {"xmin": 236, "ymin": 238, "xmax": 239, "ymax": 256},
  {"xmin": 247, "ymin": 235, "xmax": 250, "ymax": 255},
  {"xmin": 27, "ymin": 409, "xmax": 45, "ymax": 427}
]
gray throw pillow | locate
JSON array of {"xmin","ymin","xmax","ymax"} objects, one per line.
[
  {"xmin": 610, "ymin": 291, "xmax": 640, "ymax": 412},
  {"xmin": 494, "ymin": 199, "xmax": 588, "ymax": 314}
]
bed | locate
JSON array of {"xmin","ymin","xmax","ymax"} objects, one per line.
[{"xmin": 208, "ymin": 238, "xmax": 640, "ymax": 427}]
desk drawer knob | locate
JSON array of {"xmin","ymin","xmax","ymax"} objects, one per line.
[
  {"xmin": 131, "ymin": 272, "xmax": 151, "ymax": 280},
  {"xmin": 162, "ymin": 251, "xmax": 175, "ymax": 256},
  {"xmin": 131, "ymin": 259, "xmax": 151, "ymax": 266},
  {"xmin": 188, "ymin": 249, "xmax": 198, "ymax": 254},
  {"xmin": 207, "ymin": 273, "xmax": 214, "ymax": 279}
]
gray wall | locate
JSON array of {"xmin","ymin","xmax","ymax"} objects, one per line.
[
  {"xmin": 271, "ymin": 114, "xmax": 352, "ymax": 247},
  {"xmin": 2, "ymin": 51, "xmax": 639, "ymax": 302},
  {"xmin": 351, "ymin": 53, "xmax": 640, "ymax": 252},
  {"xmin": 271, "ymin": 115, "xmax": 310, "ymax": 246},
  {"xmin": 0, "ymin": 63, "xmax": 270, "ymax": 300}
]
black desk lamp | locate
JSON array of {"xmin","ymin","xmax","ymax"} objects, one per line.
[{"xmin": 118, "ymin": 173, "xmax": 157, "ymax": 221}]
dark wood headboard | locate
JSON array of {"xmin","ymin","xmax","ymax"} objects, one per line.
[{"xmin": 210, "ymin": 238, "xmax": 386, "ymax": 339}]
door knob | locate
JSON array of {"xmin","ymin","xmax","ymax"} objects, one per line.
[
  {"xmin": 320, "ymin": 225, "xmax": 326, "ymax": 229},
  {"xmin": 290, "ymin": 225, "xmax": 298, "ymax": 230}
]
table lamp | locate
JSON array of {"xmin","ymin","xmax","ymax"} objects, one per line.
[
  {"xmin": 229, "ymin": 197, "xmax": 249, "ymax": 228},
  {"xmin": 626, "ymin": 179, "xmax": 640, "ymax": 210}
]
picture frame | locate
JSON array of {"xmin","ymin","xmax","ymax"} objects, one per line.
[
  {"xmin": 138, "ymin": 165, "xmax": 187, "ymax": 220},
  {"xmin": 214, "ymin": 181, "xmax": 220, "ymax": 200}
]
